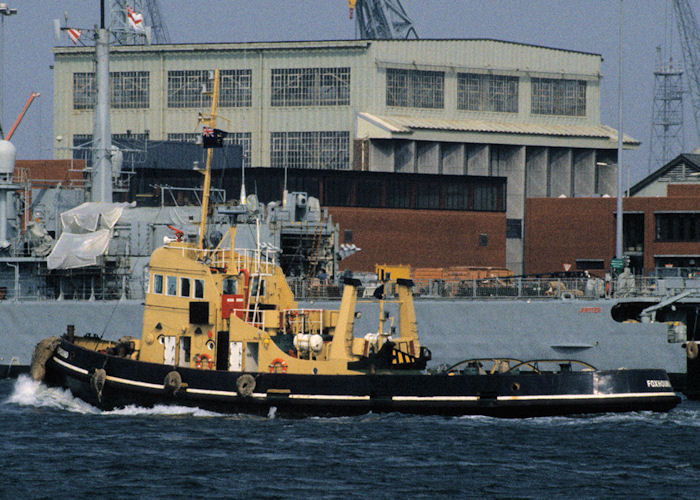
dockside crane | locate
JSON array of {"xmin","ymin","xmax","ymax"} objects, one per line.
[
  {"xmin": 349, "ymin": 0, "xmax": 418, "ymax": 40},
  {"xmin": 673, "ymin": 0, "xmax": 700, "ymax": 146}
]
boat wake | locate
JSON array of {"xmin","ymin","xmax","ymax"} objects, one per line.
[
  {"xmin": 7, "ymin": 375, "xmax": 99, "ymax": 414},
  {"xmin": 5, "ymin": 375, "xmax": 224, "ymax": 417}
]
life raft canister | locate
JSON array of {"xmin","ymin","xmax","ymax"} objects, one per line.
[
  {"xmin": 195, "ymin": 353, "xmax": 213, "ymax": 369},
  {"xmin": 269, "ymin": 358, "xmax": 288, "ymax": 373}
]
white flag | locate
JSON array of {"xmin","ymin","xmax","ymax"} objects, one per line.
[
  {"xmin": 67, "ymin": 28, "xmax": 81, "ymax": 45},
  {"xmin": 127, "ymin": 6, "xmax": 145, "ymax": 32}
]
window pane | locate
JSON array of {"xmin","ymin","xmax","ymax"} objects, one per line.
[
  {"xmin": 180, "ymin": 277, "xmax": 191, "ymax": 297},
  {"xmin": 416, "ymin": 184, "xmax": 439, "ymax": 209},
  {"xmin": 194, "ymin": 279, "xmax": 205, "ymax": 299},
  {"xmin": 166, "ymin": 276, "xmax": 177, "ymax": 296},
  {"xmin": 223, "ymin": 278, "xmax": 237, "ymax": 295},
  {"xmin": 386, "ymin": 68, "xmax": 444, "ymax": 109},
  {"xmin": 271, "ymin": 67, "xmax": 350, "ymax": 106},
  {"xmin": 458, "ymin": 73, "xmax": 518, "ymax": 113},
  {"xmin": 531, "ymin": 78, "xmax": 586, "ymax": 116},
  {"xmin": 270, "ymin": 131, "xmax": 349, "ymax": 170},
  {"xmin": 153, "ymin": 274, "xmax": 163, "ymax": 294}
]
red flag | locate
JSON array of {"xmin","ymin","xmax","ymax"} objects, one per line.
[
  {"xmin": 127, "ymin": 6, "xmax": 145, "ymax": 32},
  {"xmin": 67, "ymin": 28, "xmax": 81, "ymax": 45}
]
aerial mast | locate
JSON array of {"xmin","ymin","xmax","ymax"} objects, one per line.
[
  {"xmin": 674, "ymin": 0, "xmax": 700, "ymax": 147},
  {"xmin": 197, "ymin": 69, "xmax": 220, "ymax": 249}
]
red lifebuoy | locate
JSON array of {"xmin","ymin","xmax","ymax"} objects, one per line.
[
  {"xmin": 268, "ymin": 358, "xmax": 288, "ymax": 373},
  {"xmin": 195, "ymin": 353, "xmax": 213, "ymax": 369}
]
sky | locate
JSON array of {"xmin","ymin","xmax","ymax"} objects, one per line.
[{"xmin": 0, "ymin": 0, "xmax": 694, "ymax": 185}]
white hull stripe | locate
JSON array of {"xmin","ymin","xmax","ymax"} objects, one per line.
[
  {"xmin": 53, "ymin": 356, "xmax": 89, "ymax": 375},
  {"xmin": 51, "ymin": 356, "xmax": 677, "ymax": 403}
]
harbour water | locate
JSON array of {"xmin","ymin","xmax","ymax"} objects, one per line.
[{"xmin": 2, "ymin": 376, "xmax": 698, "ymax": 499}]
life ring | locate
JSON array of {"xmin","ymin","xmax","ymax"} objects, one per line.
[
  {"xmin": 268, "ymin": 358, "xmax": 288, "ymax": 373},
  {"xmin": 561, "ymin": 291, "xmax": 575, "ymax": 300},
  {"xmin": 687, "ymin": 340, "xmax": 699, "ymax": 360},
  {"xmin": 195, "ymin": 353, "xmax": 213, "ymax": 369}
]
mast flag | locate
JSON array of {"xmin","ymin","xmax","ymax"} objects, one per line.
[
  {"xmin": 127, "ymin": 6, "xmax": 145, "ymax": 32},
  {"xmin": 202, "ymin": 127, "xmax": 227, "ymax": 148},
  {"xmin": 67, "ymin": 28, "xmax": 82, "ymax": 45}
]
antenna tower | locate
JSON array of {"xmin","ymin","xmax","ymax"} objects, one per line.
[
  {"xmin": 354, "ymin": 0, "xmax": 417, "ymax": 39},
  {"xmin": 109, "ymin": 0, "xmax": 170, "ymax": 44},
  {"xmin": 674, "ymin": 0, "xmax": 700, "ymax": 147},
  {"xmin": 648, "ymin": 47, "xmax": 684, "ymax": 173}
]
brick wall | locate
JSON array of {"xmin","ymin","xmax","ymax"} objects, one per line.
[{"xmin": 329, "ymin": 207, "xmax": 506, "ymax": 272}]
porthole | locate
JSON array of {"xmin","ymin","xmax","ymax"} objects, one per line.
[
  {"xmin": 158, "ymin": 335, "xmax": 165, "ymax": 345},
  {"xmin": 511, "ymin": 382, "xmax": 520, "ymax": 392},
  {"xmin": 206, "ymin": 340, "xmax": 215, "ymax": 351}
]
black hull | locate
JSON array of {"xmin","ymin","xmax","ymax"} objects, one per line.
[
  {"xmin": 0, "ymin": 364, "xmax": 29, "ymax": 379},
  {"xmin": 44, "ymin": 340, "xmax": 681, "ymax": 418}
]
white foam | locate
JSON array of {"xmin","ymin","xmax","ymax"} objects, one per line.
[
  {"xmin": 5, "ymin": 375, "xmax": 227, "ymax": 417},
  {"xmin": 106, "ymin": 404, "xmax": 222, "ymax": 417},
  {"xmin": 7, "ymin": 375, "xmax": 99, "ymax": 414}
]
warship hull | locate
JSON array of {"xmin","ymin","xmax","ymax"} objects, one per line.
[
  {"xmin": 3, "ymin": 297, "xmax": 698, "ymax": 399},
  {"xmin": 42, "ymin": 338, "xmax": 680, "ymax": 418}
]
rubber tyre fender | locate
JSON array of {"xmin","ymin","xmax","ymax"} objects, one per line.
[
  {"xmin": 90, "ymin": 368, "xmax": 107, "ymax": 402},
  {"xmin": 30, "ymin": 337, "xmax": 60, "ymax": 382},
  {"xmin": 687, "ymin": 340, "xmax": 699, "ymax": 360},
  {"xmin": 164, "ymin": 370, "xmax": 183, "ymax": 395},
  {"xmin": 236, "ymin": 374, "xmax": 256, "ymax": 397}
]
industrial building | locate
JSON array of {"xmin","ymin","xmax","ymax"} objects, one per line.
[
  {"xmin": 52, "ymin": 38, "xmax": 636, "ymax": 273},
  {"xmin": 526, "ymin": 153, "xmax": 700, "ymax": 275}
]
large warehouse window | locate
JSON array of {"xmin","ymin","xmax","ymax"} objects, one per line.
[
  {"xmin": 270, "ymin": 131, "xmax": 350, "ymax": 170},
  {"xmin": 168, "ymin": 69, "xmax": 251, "ymax": 108},
  {"xmin": 167, "ymin": 132, "xmax": 252, "ymax": 169},
  {"xmin": 457, "ymin": 73, "xmax": 518, "ymax": 113},
  {"xmin": 271, "ymin": 67, "xmax": 350, "ymax": 106},
  {"xmin": 73, "ymin": 71, "xmax": 150, "ymax": 110},
  {"xmin": 220, "ymin": 69, "xmax": 252, "ymax": 107},
  {"xmin": 655, "ymin": 213, "xmax": 700, "ymax": 242},
  {"xmin": 386, "ymin": 68, "xmax": 444, "ymax": 109},
  {"xmin": 531, "ymin": 78, "xmax": 586, "ymax": 116}
]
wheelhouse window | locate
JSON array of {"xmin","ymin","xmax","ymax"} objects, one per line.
[
  {"xmin": 194, "ymin": 279, "xmax": 205, "ymax": 299},
  {"xmin": 153, "ymin": 274, "xmax": 163, "ymax": 294},
  {"xmin": 166, "ymin": 276, "xmax": 177, "ymax": 296},
  {"xmin": 223, "ymin": 278, "xmax": 237, "ymax": 295},
  {"xmin": 250, "ymin": 277, "xmax": 265, "ymax": 297},
  {"xmin": 180, "ymin": 277, "xmax": 191, "ymax": 298}
]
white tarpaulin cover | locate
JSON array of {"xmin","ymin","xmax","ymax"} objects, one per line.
[
  {"xmin": 60, "ymin": 202, "xmax": 127, "ymax": 233},
  {"xmin": 47, "ymin": 202, "xmax": 130, "ymax": 270},
  {"xmin": 47, "ymin": 229, "xmax": 112, "ymax": 269}
]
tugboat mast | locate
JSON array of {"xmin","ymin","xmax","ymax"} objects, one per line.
[{"xmin": 198, "ymin": 69, "xmax": 220, "ymax": 249}]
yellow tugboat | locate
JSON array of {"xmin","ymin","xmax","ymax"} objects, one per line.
[{"xmin": 30, "ymin": 71, "xmax": 681, "ymax": 418}]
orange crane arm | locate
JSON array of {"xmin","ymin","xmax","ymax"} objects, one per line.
[{"xmin": 5, "ymin": 92, "xmax": 40, "ymax": 141}]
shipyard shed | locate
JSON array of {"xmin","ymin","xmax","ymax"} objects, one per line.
[
  {"xmin": 52, "ymin": 38, "xmax": 637, "ymax": 274},
  {"xmin": 526, "ymin": 158, "xmax": 700, "ymax": 275}
]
